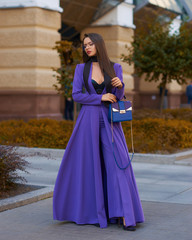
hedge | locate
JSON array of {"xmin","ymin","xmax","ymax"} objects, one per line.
[
  {"xmin": 122, "ymin": 119, "xmax": 192, "ymax": 153},
  {"xmin": 0, "ymin": 119, "xmax": 73, "ymax": 149},
  {"xmin": 0, "ymin": 117, "xmax": 192, "ymax": 153},
  {"xmin": 133, "ymin": 108, "xmax": 192, "ymax": 122}
]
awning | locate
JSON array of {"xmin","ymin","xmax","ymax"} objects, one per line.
[{"xmin": 134, "ymin": 0, "xmax": 182, "ymax": 14}]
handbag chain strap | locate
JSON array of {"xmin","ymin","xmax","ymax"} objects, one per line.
[{"xmin": 110, "ymin": 106, "xmax": 134, "ymax": 170}]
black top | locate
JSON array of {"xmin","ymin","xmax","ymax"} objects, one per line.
[
  {"xmin": 83, "ymin": 57, "xmax": 113, "ymax": 95},
  {"xmin": 91, "ymin": 79, "xmax": 105, "ymax": 94}
]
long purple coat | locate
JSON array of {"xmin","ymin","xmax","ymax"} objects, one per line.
[{"xmin": 53, "ymin": 62, "xmax": 145, "ymax": 228}]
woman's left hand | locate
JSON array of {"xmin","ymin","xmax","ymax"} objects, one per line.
[{"xmin": 111, "ymin": 77, "xmax": 123, "ymax": 89}]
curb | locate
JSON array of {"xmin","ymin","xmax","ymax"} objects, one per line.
[
  {"xmin": 133, "ymin": 151, "xmax": 192, "ymax": 166},
  {"xmin": 1, "ymin": 146, "xmax": 191, "ymax": 213},
  {"xmin": 16, "ymin": 146, "xmax": 192, "ymax": 166},
  {"xmin": 0, "ymin": 186, "xmax": 53, "ymax": 212}
]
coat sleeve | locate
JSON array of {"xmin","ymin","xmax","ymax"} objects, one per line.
[
  {"xmin": 112, "ymin": 63, "xmax": 125, "ymax": 100},
  {"xmin": 72, "ymin": 64, "xmax": 103, "ymax": 105}
]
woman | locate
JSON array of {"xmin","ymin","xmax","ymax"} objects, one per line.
[{"xmin": 53, "ymin": 33, "xmax": 144, "ymax": 231}]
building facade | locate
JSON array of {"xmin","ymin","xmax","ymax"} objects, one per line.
[
  {"xmin": 0, "ymin": 0, "xmax": 62, "ymax": 120},
  {"xmin": 0, "ymin": 0, "xmax": 191, "ymax": 120}
]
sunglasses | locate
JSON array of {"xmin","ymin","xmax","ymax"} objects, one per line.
[{"xmin": 83, "ymin": 42, "xmax": 95, "ymax": 50}]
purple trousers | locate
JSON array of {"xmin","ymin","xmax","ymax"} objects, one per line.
[{"xmin": 99, "ymin": 110, "xmax": 125, "ymax": 219}]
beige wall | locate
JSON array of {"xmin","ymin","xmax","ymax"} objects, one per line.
[
  {"xmin": 0, "ymin": 7, "xmax": 62, "ymax": 120},
  {"xmin": 181, "ymin": 79, "xmax": 191, "ymax": 91},
  {"xmin": 139, "ymin": 75, "xmax": 159, "ymax": 92},
  {"xmin": 139, "ymin": 75, "xmax": 183, "ymax": 93},
  {"xmin": 81, "ymin": 25, "xmax": 134, "ymax": 91},
  {"xmin": 0, "ymin": 7, "xmax": 60, "ymax": 91},
  {"xmin": 167, "ymin": 81, "xmax": 182, "ymax": 92}
]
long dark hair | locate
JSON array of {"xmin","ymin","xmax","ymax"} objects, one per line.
[{"xmin": 82, "ymin": 33, "xmax": 116, "ymax": 93}]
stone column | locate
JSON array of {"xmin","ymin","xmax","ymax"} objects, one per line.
[
  {"xmin": 167, "ymin": 82, "xmax": 182, "ymax": 109},
  {"xmin": 81, "ymin": 0, "xmax": 135, "ymax": 102},
  {"xmin": 0, "ymin": 0, "xmax": 63, "ymax": 120}
]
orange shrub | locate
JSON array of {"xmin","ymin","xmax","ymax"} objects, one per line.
[
  {"xmin": 0, "ymin": 118, "xmax": 192, "ymax": 153},
  {"xmin": 133, "ymin": 108, "xmax": 192, "ymax": 122},
  {"xmin": 122, "ymin": 118, "xmax": 192, "ymax": 153},
  {"xmin": 0, "ymin": 119, "xmax": 73, "ymax": 149}
]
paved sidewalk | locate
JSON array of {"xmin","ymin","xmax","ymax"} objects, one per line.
[
  {"xmin": 0, "ymin": 198, "xmax": 191, "ymax": 240},
  {"xmin": 0, "ymin": 147, "xmax": 192, "ymax": 240},
  {"xmin": 15, "ymin": 150, "xmax": 192, "ymax": 205}
]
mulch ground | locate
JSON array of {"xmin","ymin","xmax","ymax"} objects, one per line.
[{"xmin": 0, "ymin": 184, "xmax": 42, "ymax": 200}]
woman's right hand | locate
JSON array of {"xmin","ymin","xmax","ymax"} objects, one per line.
[{"xmin": 101, "ymin": 93, "xmax": 117, "ymax": 103}]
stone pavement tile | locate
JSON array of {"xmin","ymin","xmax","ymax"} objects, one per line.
[
  {"xmin": 132, "ymin": 162, "xmax": 192, "ymax": 204},
  {"xmin": 164, "ymin": 187, "xmax": 192, "ymax": 204},
  {"xmin": 133, "ymin": 163, "xmax": 192, "ymax": 182},
  {"xmin": 137, "ymin": 182, "xmax": 192, "ymax": 203},
  {"xmin": 0, "ymin": 198, "xmax": 192, "ymax": 240}
]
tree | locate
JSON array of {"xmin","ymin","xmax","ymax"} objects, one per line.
[
  {"xmin": 121, "ymin": 20, "xmax": 192, "ymax": 113},
  {"xmin": 52, "ymin": 41, "xmax": 82, "ymax": 125}
]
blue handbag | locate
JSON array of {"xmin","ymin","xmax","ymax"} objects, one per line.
[
  {"xmin": 108, "ymin": 100, "xmax": 134, "ymax": 170},
  {"xmin": 108, "ymin": 101, "xmax": 132, "ymax": 122}
]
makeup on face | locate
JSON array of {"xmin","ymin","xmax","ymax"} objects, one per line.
[
  {"xmin": 83, "ymin": 42, "xmax": 94, "ymax": 49},
  {"xmin": 83, "ymin": 37, "xmax": 97, "ymax": 56}
]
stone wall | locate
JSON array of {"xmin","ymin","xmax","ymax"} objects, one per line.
[{"xmin": 0, "ymin": 7, "xmax": 62, "ymax": 120}]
